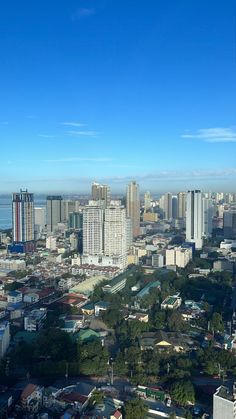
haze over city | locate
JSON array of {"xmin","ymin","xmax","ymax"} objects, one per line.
[{"xmin": 1, "ymin": 0, "xmax": 236, "ymax": 193}]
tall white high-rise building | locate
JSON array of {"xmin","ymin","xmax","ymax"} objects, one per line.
[
  {"xmin": 186, "ymin": 190, "xmax": 203, "ymax": 249},
  {"xmin": 126, "ymin": 181, "xmax": 140, "ymax": 237},
  {"xmin": 12, "ymin": 189, "xmax": 35, "ymax": 243},
  {"xmin": 213, "ymin": 385, "xmax": 236, "ymax": 419},
  {"xmin": 104, "ymin": 206, "xmax": 127, "ymax": 256},
  {"xmin": 83, "ymin": 206, "xmax": 104, "ymax": 255}
]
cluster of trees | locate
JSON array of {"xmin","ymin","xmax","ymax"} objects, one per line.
[{"xmin": 11, "ymin": 327, "xmax": 109, "ymax": 379}]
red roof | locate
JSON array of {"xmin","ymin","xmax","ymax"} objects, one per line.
[
  {"xmin": 112, "ymin": 410, "xmax": 122, "ymax": 419},
  {"xmin": 58, "ymin": 391, "xmax": 87, "ymax": 404},
  {"xmin": 21, "ymin": 384, "xmax": 38, "ymax": 400}
]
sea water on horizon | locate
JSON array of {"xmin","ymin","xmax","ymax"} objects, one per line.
[{"xmin": 0, "ymin": 195, "xmax": 46, "ymax": 230}]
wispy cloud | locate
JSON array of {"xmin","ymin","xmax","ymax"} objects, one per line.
[
  {"xmin": 44, "ymin": 157, "xmax": 112, "ymax": 163},
  {"xmin": 182, "ymin": 127, "xmax": 236, "ymax": 143},
  {"xmin": 61, "ymin": 122, "xmax": 86, "ymax": 127},
  {"xmin": 66, "ymin": 130, "xmax": 100, "ymax": 137},
  {"xmin": 71, "ymin": 8, "xmax": 96, "ymax": 20},
  {"xmin": 38, "ymin": 134, "xmax": 55, "ymax": 138},
  {"xmin": 0, "ymin": 121, "xmax": 9, "ymax": 126}
]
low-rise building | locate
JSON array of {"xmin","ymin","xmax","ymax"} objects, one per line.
[
  {"xmin": 161, "ymin": 294, "xmax": 182, "ymax": 310},
  {"xmin": 24, "ymin": 308, "xmax": 47, "ymax": 332},
  {"xmin": 21, "ymin": 384, "xmax": 44, "ymax": 413},
  {"xmin": 7, "ymin": 290, "xmax": 23, "ymax": 304}
]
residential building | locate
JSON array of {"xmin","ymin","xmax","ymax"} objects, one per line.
[
  {"xmin": 91, "ymin": 182, "xmax": 110, "ymax": 207},
  {"xmin": 104, "ymin": 206, "xmax": 127, "ymax": 269},
  {"xmin": 46, "ymin": 196, "xmax": 63, "ymax": 233},
  {"xmin": 12, "ymin": 189, "xmax": 35, "ymax": 251},
  {"xmin": 213, "ymin": 385, "xmax": 236, "ymax": 419},
  {"xmin": 68, "ymin": 212, "xmax": 83, "ymax": 230},
  {"xmin": 164, "ymin": 192, "xmax": 173, "ymax": 220},
  {"xmin": 34, "ymin": 207, "xmax": 45, "ymax": 237},
  {"xmin": 7, "ymin": 290, "xmax": 23, "ymax": 304},
  {"xmin": 83, "ymin": 205, "xmax": 103, "ymax": 256},
  {"xmin": 186, "ymin": 190, "xmax": 203, "ymax": 249},
  {"xmin": 21, "ymin": 384, "xmax": 44, "ymax": 413},
  {"xmin": 165, "ymin": 247, "xmax": 192, "ymax": 268},
  {"xmin": 24, "ymin": 309, "xmax": 47, "ymax": 332},
  {"xmin": 202, "ymin": 197, "xmax": 214, "ymax": 237},
  {"xmin": 46, "ymin": 236, "xmax": 57, "ymax": 251},
  {"xmin": 126, "ymin": 181, "xmax": 140, "ymax": 237},
  {"xmin": 0, "ymin": 259, "xmax": 26, "ymax": 271},
  {"xmin": 144, "ymin": 191, "xmax": 152, "ymax": 211},
  {"xmin": 224, "ymin": 211, "xmax": 236, "ymax": 239},
  {"xmin": 177, "ymin": 192, "xmax": 186, "ymax": 219},
  {"xmin": 0, "ymin": 321, "xmax": 10, "ymax": 359}
]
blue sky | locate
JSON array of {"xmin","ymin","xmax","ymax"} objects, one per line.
[{"xmin": 0, "ymin": 0, "xmax": 236, "ymax": 193}]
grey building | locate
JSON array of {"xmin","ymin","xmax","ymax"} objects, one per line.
[{"xmin": 46, "ymin": 196, "xmax": 63, "ymax": 232}]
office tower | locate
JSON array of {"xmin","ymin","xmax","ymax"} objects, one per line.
[
  {"xmin": 177, "ymin": 192, "xmax": 186, "ymax": 219},
  {"xmin": 68, "ymin": 212, "xmax": 83, "ymax": 230},
  {"xmin": 144, "ymin": 191, "xmax": 152, "ymax": 211},
  {"xmin": 172, "ymin": 196, "xmax": 178, "ymax": 220},
  {"xmin": 223, "ymin": 211, "xmax": 236, "ymax": 239},
  {"xmin": 91, "ymin": 182, "xmax": 110, "ymax": 207},
  {"xmin": 46, "ymin": 196, "xmax": 63, "ymax": 233},
  {"xmin": 126, "ymin": 181, "xmax": 140, "ymax": 237},
  {"xmin": 202, "ymin": 197, "xmax": 214, "ymax": 238},
  {"xmin": 104, "ymin": 206, "xmax": 127, "ymax": 258},
  {"xmin": 213, "ymin": 385, "xmax": 236, "ymax": 419},
  {"xmin": 83, "ymin": 206, "xmax": 104, "ymax": 255},
  {"xmin": 12, "ymin": 189, "xmax": 35, "ymax": 243},
  {"xmin": 186, "ymin": 190, "xmax": 203, "ymax": 249}
]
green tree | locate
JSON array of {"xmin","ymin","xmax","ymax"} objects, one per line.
[
  {"xmin": 170, "ymin": 380, "xmax": 195, "ymax": 406},
  {"xmin": 210, "ymin": 312, "xmax": 224, "ymax": 333},
  {"xmin": 124, "ymin": 398, "xmax": 148, "ymax": 419}
]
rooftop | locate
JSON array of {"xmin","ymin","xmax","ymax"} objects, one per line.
[{"xmin": 215, "ymin": 386, "xmax": 236, "ymax": 402}]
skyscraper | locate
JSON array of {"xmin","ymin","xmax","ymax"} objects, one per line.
[
  {"xmin": 160, "ymin": 193, "xmax": 173, "ymax": 220},
  {"xmin": 144, "ymin": 191, "xmax": 152, "ymax": 211},
  {"xmin": 12, "ymin": 189, "xmax": 35, "ymax": 244},
  {"xmin": 91, "ymin": 182, "xmax": 110, "ymax": 207},
  {"xmin": 202, "ymin": 197, "xmax": 214, "ymax": 238},
  {"xmin": 177, "ymin": 192, "xmax": 186, "ymax": 219},
  {"xmin": 104, "ymin": 206, "xmax": 127, "ymax": 259},
  {"xmin": 223, "ymin": 210, "xmax": 236, "ymax": 239},
  {"xmin": 46, "ymin": 196, "xmax": 63, "ymax": 233},
  {"xmin": 126, "ymin": 181, "xmax": 140, "ymax": 237},
  {"xmin": 186, "ymin": 190, "xmax": 203, "ymax": 249},
  {"xmin": 83, "ymin": 206, "xmax": 104, "ymax": 256}
]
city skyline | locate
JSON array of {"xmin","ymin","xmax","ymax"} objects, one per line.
[{"xmin": 1, "ymin": 0, "xmax": 236, "ymax": 192}]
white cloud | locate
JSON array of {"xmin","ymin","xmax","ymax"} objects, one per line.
[
  {"xmin": 66, "ymin": 130, "xmax": 100, "ymax": 137},
  {"xmin": 61, "ymin": 122, "xmax": 86, "ymax": 127},
  {"xmin": 182, "ymin": 127, "xmax": 236, "ymax": 143}
]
